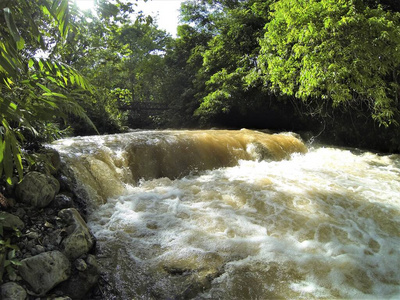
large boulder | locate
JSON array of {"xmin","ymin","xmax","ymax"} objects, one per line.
[
  {"xmin": 0, "ymin": 282, "xmax": 27, "ymax": 300},
  {"xmin": 18, "ymin": 251, "xmax": 71, "ymax": 296},
  {"xmin": 58, "ymin": 208, "xmax": 94, "ymax": 260},
  {"xmin": 15, "ymin": 171, "xmax": 60, "ymax": 208}
]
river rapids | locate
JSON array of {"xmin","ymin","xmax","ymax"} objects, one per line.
[{"xmin": 51, "ymin": 129, "xmax": 400, "ymax": 299}]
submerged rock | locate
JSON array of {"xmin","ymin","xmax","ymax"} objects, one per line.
[
  {"xmin": 58, "ymin": 208, "xmax": 94, "ymax": 260},
  {"xmin": 15, "ymin": 172, "xmax": 60, "ymax": 208},
  {"xmin": 18, "ymin": 250, "xmax": 71, "ymax": 296},
  {"xmin": 0, "ymin": 281, "xmax": 27, "ymax": 300}
]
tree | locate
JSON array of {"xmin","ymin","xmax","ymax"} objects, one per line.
[
  {"xmin": 195, "ymin": 0, "xmax": 273, "ymax": 121},
  {"xmin": 258, "ymin": 0, "xmax": 400, "ymax": 127},
  {"xmin": 0, "ymin": 0, "xmax": 93, "ymax": 184},
  {"xmin": 53, "ymin": 1, "xmax": 173, "ymax": 130},
  {"xmin": 160, "ymin": 24, "xmax": 212, "ymax": 127},
  {"xmin": 170, "ymin": 0, "xmax": 284, "ymax": 127}
]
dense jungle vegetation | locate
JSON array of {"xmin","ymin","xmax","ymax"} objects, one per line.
[{"xmin": 1, "ymin": 0, "xmax": 400, "ymax": 185}]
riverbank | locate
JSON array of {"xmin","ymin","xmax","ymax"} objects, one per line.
[{"xmin": 0, "ymin": 149, "xmax": 102, "ymax": 299}]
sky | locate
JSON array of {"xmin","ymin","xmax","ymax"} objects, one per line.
[
  {"xmin": 136, "ymin": 0, "xmax": 185, "ymax": 36},
  {"xmin": 76, "ymin": 0, "xmax": 185, "ymax": 36}
]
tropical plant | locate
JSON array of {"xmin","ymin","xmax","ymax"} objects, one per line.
[
  {"xmin": 0, "ymin": 224, "xmax": 21, "ymax": 282},
  {"xmin": 0, "ymin": 0, "xmax": 94, "ymax": 185}
]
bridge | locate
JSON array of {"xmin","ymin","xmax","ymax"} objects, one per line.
[{"xmin": 119, "ymin": 101, "xmax": 170, "ymax": 112}]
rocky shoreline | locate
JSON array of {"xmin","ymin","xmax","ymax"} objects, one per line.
[{"xmin": 0, "ymin": 149, "xmax": 104, "ymax": 299}]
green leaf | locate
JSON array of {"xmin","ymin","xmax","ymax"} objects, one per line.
[
  {"xmin": 38, "ymin": 98, "xmax": 58, "ymax": 108},
  {"xmin": 3, "ymin": 8, "xmax": 25, "ymax": 50},
  {"xmin": 38, "ymin": 59, "xmax": 44, "ymax": 71},
  {"xmin": 46, "ymin": 76, "xmax": 60, "ymax": 85},
  {"xmin": 28, "ymin": 59, "xmax": 34, "ymax": 69},
  {"xmin": 0, "ymin": 51, "xmax": 17, "ymax": 77},
  {"xmin": 10, "ymin": 259, "xmax": 21, "ymax": 266},
  {"xmin": 21, "ymin": 3, "xmax": 45, "ymax": 49},
  {"xmin": 10, "ymin": 133, "xmax": 22, "ymax": 180},
  {"xmin": 8, "ymin": 102, "xmax": 17, "ymax": 110},
  {"xmin": 42, "ymin": 92, "xmax": 68, "ymax": 98},
  {"xmin": 0, "ymin": 136, "xmax": 5, "ymax": 163},
  {"xmin": 3, "ymin": 132, "xmax": 13, "ymax": 185},
  {"xmin": 36, "ymin": 83, "xmax": 51, "ymax": 93}
]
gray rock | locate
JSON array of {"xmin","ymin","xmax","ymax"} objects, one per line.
[
  {"xmin": 25, "ymin": 231, "xmax": 40, "ymax": 239},
  {"xmin": 19, "ymin": 250, "xmax": 71, "ymax": 296},
  {"xmin": 35, "ymin": 245, "xmax": 46, "ymax": 254},
  {"xmin": 26, "ymin": 240, "xmax": 36, "ymax": 252},
  {"xmin": 15, "ymin": 172, "xmax": 60, "ymax": 208},
  {"xmin": 58, "ymin": 254, "xmax": 99, "ymax": 299},
  {"xmin": 14, "ymin": 207, "xmax": 26, "ymax": 219},
  {"xmin": 52, "ymin": 194, "xmax": 74, "ymax": 209},
  {"xmin": 0, "ymin": 211, "xmax": 24, "ymax": 230},
  {"xmin": 0, "ymin": 251, "xmax": 5, "ymax": 279},
  {"xmin": 41, "ymin": 148, "xmax": 61, "ymax": 175},
  {"xmin": 58, "ymin": 208, "xmax": 94, "ymax": 260},
  {"xmin": 0, "ymin": 282, "xmax": 27, "ymax": 300},
  {"xmin": 41, "ymin": 228, "xmax": 69, "ymax": 251},
  {"xmin": 74, "ymin": 258, "xmax": 87, "ymax": 272}
]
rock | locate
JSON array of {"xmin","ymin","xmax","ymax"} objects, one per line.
[
  {"xmin": 58, "ymin": 254, "xmax": 99, "ymax": 299},
  {"xmin": 35, "ymin": 245, "xmax": 46, "ymax": 254},
  {"xmin": 15, "ymin": 172, "xmax": 60, "ymax": 208},
  {"xmin": 58, "ymin": 208, "xmax": 94, "ymax": 260},
  {"xmin": 26, "ymin": 240, "xmax": 36, "ymax": 252},
  {"xmin": 25, "ymin": 231, "xmax": 40, "ymax": 239},
  {"xmin": 0, "ymin": 250, "xmax": 5, "ymax": 279},
  {"xmin": 14, "ymin": 207, "xmax": 26, "ymax": 219},
  {"xmin": 0, "ymin": 282, "xmax": 27, "ymax": 300},
  {"xmin": 42, "ymin": 229, "xmax": 66, "ymax": 249},
  {"xmin": 3, "ymin": 178, "xmax": 18, "ymax": 199},
  {"xmin": 51, "ymin": 194, "xmax": 74, "ymax": 209},
  {"xmin": 0, "ymin": 211, "xmax": 24, "ymax": 230},
  {"xmin": 19, "ymin": 250, "xmax": 71, "ymax": 296},
  {"xmin": 41, "ymin": 148, "xmax": 62, "ymax": 175},
  {"xmin": 74, "ymin": 258, "xmax": 87, "ymax": 272}
]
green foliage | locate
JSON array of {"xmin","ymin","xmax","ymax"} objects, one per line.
[
  {"xmin": 0, "ymin": 220, "xmax": 21, "ymax": 282},
  {"xmin": 0, "ymin": 0, "xmax": 398, "ymax": 154},
  {"xmin": 159, "ymin": 23, "xmax": 212, "ymax": 127},
  {"xmin": 53, "ymin": 2, "xmax": 172, "ymax": 130},
  {"xmin": 0, "ymin": 0, "xmax": 95, "ymax": 184},
  {"xmin": 258, "ymin": 0, "xmax": 400, "ymax": 126},
  {"xmin": 192, "ymin": 0, "xmax": 273, "ymax": 121}
]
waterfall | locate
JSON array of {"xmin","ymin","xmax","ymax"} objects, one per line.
[
  {"xmin": 52, "ymin": 129, "xmax": 306, "ymax": 206},
  {"xmin": 51, "ymin": 129, "xmax": 400, "ymax": 299}
]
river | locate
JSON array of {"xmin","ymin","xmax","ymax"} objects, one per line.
[{"xmin": 51, "ymin": 129, "xmax": 400, "ymax": 299}]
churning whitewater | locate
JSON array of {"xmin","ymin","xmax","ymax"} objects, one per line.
[{"xmin": 52, "ymin": 130, "xmax": 400, "ymax": 299}]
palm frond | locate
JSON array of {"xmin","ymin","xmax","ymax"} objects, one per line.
[{"xmin": 0, "ymin": 0, "xmax": 97, "ymax": 184}]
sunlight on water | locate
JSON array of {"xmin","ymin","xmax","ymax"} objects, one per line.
[
  {"xmin": 52, "ymin": 131, "xmax": 400, "ymax": 299},
  {"xmin": 52, "ymin": 130, "xmax": 306, "ymax": 205}
]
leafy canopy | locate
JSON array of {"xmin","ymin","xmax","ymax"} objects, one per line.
[{"xmin": 258, "ymin": 0, "xmax": 400, "ymax": 126}]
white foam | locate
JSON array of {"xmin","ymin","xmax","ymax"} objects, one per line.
[{"xmin": 87, "ymin": 146, "xmax": 400, "ymax": 298}]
